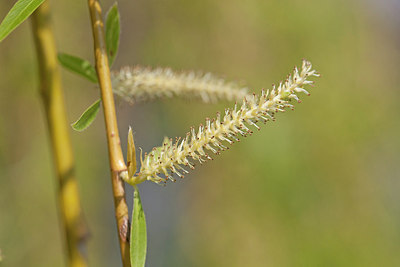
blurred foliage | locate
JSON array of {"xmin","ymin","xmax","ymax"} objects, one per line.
[{"xmin": 1, "ymin": 0, "xmax": 399, "ymax": 266}]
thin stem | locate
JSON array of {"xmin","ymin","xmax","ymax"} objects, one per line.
[
  {"xmin": 31, "ymin": 2, "xmax": 89, "ymax": 267},
  {"xmin": 87, "ymin": 0, "xmax": 131, "ymax": 266}
]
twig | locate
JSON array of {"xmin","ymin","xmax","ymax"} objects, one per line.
[
  {"xmin": 87, "ymin": 0, "xmax": 131, "ymax": 266},
  {"xmin": 31, "ymin": 2, "xmax": 89, "ymax": 266}
]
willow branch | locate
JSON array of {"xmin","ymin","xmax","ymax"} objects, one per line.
[
  {"xmin": 87, "ymin": 0, "xmax": 130, "ymax": 266},
  {"xmin": 31, "ymin": 2, "xmax": 89, "ymax": 266}
]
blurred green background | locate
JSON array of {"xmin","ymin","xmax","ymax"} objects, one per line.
[{"xmin": 1, "ymin": 0, "xmax": 399, "ymax": 266}]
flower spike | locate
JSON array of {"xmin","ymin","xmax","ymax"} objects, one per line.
[
  {"xmin": 111, "ymin": 66, "xmax": 249, "ymax": 104},
  {"xmin": 132, "ymin": 60, "xmax": 319, "ymax": 185}
]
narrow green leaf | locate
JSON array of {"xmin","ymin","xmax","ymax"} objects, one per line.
[
  {"xmin": 105, "ymin": 3, "xmax": 120, "ymax": 66},
  {"xmin": 0, "ymin": 0, "xmax": 45, "ymax": 42},
  {"xmin": 130, "ymin": 186, "xmax": 147, "ymax": 267},
  {"xmin": 58, "ymin": 53, "xmax": 98, "ymax": 83},
  {"xmin": 127, "ymin": 127, "xmax": 137, "ymax": 178},
  {"xmin": 71, "ymin": 99, "xmax": 101, "ymax": 131}
]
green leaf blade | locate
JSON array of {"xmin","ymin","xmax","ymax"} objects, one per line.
[
  {"xmin": 71, "ymin": 99, "xmax": 101, "ymax": 132},
  {"xmin": 105, "ymin": 3, "xmax": 120, "ymax": 66},
  {"xmin": 0, "ymin": 0, "xmax": 45, "ymax": 42},
  {"xmin": 130, "ymin": 187, "xmax": 147, "ymax": 267},
  {"xmin": 58, "ymin": 53, "xmax": 98, "ymax": 83},
  {"xmin": 127, "ymin": 127, "xmax": 137, "ymax": 178}
]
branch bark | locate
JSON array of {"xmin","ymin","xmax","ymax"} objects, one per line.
[
  {"xmin": 31, "ymin": 2, "xmax": 89, "ymax": 266},
  {"xmin": 87, "ymin": 0, "xmax": 131, "ymax": 266}
]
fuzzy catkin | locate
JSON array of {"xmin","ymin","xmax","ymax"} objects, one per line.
[
  {"xmin": 133, "ymin": 60, "xmax": 319, "ymax": 185},
  {"xmin": 111, "ymin": 66, "xmax": 249, "ymax": 104}
]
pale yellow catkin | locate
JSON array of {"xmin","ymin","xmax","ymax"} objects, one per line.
[
  {"xmin": 111, "ymin": 66, "xmax": 249, "ymax": 104},
  {"xmin": 129, "ymin": 60, "xmax": 319, "ymax": 185}
]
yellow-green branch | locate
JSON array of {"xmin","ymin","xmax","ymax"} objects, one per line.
[
  {"xmin": 31, "ymin": 2, "xmax": 89, "ymax": 266},
  {"xmin": 87, "ymin": 0, "xmax": 130, "ymax": 266}
]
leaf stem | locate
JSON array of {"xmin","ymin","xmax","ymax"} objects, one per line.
[
  {"xmin": 87, "ymin": 0, "xmax": 131, "ymax": 265},
  {"xmin": 31, "ymin": 2, "xmax": 89, "ymax": 266}
]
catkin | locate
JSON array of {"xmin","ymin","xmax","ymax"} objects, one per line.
[
  {"xmin": 131, "ymin": 60, "xmax": 320, "ymax": 185},
  {"xmin": 111, "ymin": 66, "xmax": 249, "ymax": 104}
]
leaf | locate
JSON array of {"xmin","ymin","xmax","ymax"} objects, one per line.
[
  {"xmin": 105, "ymin": 3, "xmax": 120, "ymax": 66},
  {"xmin": 0, "ymin": 0, "xmax": 45, "ymax": 42},
  {"xmin": 130, "ymin": 186, "xmax": 147, "ymax": 267},
  {"xmin": 71, "ymin": 99, "xmax": 101, "ymax": 131},
  {"xmin": 58, "ymin": 53, "xmax": 98, "ymax": 83},
  {"xmin": 127, "ymin": 127, "xmax": 137, "ymax": 178}
]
